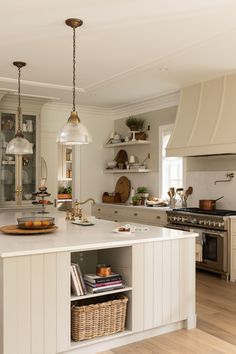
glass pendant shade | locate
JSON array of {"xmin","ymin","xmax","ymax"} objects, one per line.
[
  {"xmin": 57, "ymin": 111, "xmax": 92, "ymax": 145},
  {"xmin": 58, "ymin": 18, "xmax": 91, "ymax": 145},
  {"xmin": 6, "ymin": 61, "xmax": 33, "ymax": 155},
  {"xmin": 6, "ymin": 136, "xmax": 33, "ymax": 155}
]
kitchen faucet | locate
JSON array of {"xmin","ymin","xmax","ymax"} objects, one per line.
[{"xmin": 73, "ymin": 198, "xmax": 95, "ymax": 219}]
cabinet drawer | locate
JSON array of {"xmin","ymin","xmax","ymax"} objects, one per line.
[{"xmin": 142, "ymin": 210, "xmax": 167, "ymax": 225}]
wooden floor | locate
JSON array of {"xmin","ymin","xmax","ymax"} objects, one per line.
[{"xmin": 99, "ymin": 271, "xmax": 236, "ymax": 354}]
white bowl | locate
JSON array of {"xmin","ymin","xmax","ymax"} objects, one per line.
[{"xmin": 107, "ymin": 161, "xmax": 117, "ymax": 168}]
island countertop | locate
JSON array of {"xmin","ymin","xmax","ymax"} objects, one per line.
[{"xmin": 0, "ymin": 210, "xmax": 198, "ymax": 258}]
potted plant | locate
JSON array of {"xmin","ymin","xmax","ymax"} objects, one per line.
[
  {"xmin": 137, "ymin": 186, "xmax": 149, "ymax": 205},
  {"xmin": 125, "ymin": 116, "xmax": 145, "ymax": 131},
  {"xmin": 132, "ymin": 194, "xmax": 142, "ymax": 206},
  {"xmin": 67, "ymin": 186, "xmax": 72, "ymax": 198},
  {"xmin": 125, "ymin": 116, "xmax": 146, "ymax": 140},
  {"xmin": 58, "ymin": 186, "xmax": 72, "ymax": 199},
  {"xmin": 126, "ymin": 116, "xmax": 139, "ymax": 131}
]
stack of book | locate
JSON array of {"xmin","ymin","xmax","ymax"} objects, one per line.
[
  {"xmin": 70, "ymin": 263, "xmax": 87, "ymax": 296},
  {"xmin": 84, "ymin": 273, "xmax": 124, "ymax": 293}
]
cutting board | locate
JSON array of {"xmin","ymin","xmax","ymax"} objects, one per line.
[
  {"xmin": 0, "ymin": 225, "xmax": 58, "ymax": 235},
  {"xmin": 115, "ymin": 176, "xmax": 131, "ymax": 203}
]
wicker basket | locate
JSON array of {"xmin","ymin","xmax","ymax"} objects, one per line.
[{"xmin": 71, "ymin": 294, "xmax": 128, "ymax": 341}]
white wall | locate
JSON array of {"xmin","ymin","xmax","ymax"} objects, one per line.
[
  {"xmin": 113, "ymin": 106, "xmax": 177, "ymax": 196},
  {"xmin": 185, "ymin": 155, "xmax": 236, "ymax": 209},
  {"xmin": 40, "ymin": 103, "xmax": 114, "ymax": 214}
]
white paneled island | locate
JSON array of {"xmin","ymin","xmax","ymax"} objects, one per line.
[{"xmin": 0, "ymin": 211, "xmax": 197, "ymax": 354}]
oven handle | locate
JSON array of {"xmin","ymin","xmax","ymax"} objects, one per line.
[{"xmin": 189, "ymin": 227, "xmax": 226, "ymax": 238}]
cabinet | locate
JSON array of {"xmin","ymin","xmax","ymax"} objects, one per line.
[
  {"xmin": 92, "ymin": 203, "xmax": 167, "ymax": 226},
  {"xmin": 0, "ymin": 238, "xmax": 196, "ymax": 354},
  {"xmin": 57, "ymin": 145, "xmax": 72, "ymax": 203},
  {"xmin": 58, "ymin": 145, "xmax": 72, "ymax": 181},
  {"xmin": 0, "ymin": 111, "xmax": 39, "ymax": 205},
  {"xmin": 230, "ymin": 219, "xmax": 236, "ymax": 281}
]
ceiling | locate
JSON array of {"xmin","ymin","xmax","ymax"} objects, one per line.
[{"xmin": 1, "ymin": 0, "xmax": 236, "ymax": 108}]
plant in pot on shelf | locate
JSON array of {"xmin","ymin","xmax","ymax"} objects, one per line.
[
  {"xmin": 125, "ymin": 116, "xmax": 146, "ymax": 140},
  {"xmin": 137, "ymin": 186, "xmax": 149, "ymax": 205},
  {"xmin": 58, "ymin": 186, "xmax": 72, "ymax": 199},
  {"xmin": 132, "ymin": 194, "xmax": 142, "ymax": 206}
]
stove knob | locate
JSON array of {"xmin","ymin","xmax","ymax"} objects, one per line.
[
  {"xmin": 199, "ymin": 220, "xmax": 204, "ymax": 225},
  {"xmin": 217, "ymin": 221, "xmax": 224, "ymax": 228},
  {"xmin": 191, "ymin": 218, "xmax": 197, "ymax": 224},
  {"xmin": 208, "ymin": 220, "xmax": 213, "ymax": 227},
  {"xmin": 203, "ymin": 220, "xmax": 208, "ymax": 226},
  {"xmin": 212, "ymin": 221, "xmax": 216, "ymax": 227},
  {"xmin": 181, "ymin": 217, "xmax": 187, "ymax": 222}
]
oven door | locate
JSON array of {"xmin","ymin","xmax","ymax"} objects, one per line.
[
  {"xmin": 199, "ymin": 230, "xmax": 227, "ymax": 273},
  {"xmin": 166, "ymin": 224, "xmax": 228, "ymax": 274}
]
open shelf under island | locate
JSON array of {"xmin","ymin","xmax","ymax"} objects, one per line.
[{"xmin": 0, "ymin": 210, "xmax": 197, "ymax": 354}]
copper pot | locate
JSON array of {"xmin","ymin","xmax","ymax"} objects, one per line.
[{"xmin": 199, "ymin": 196, "xmax": 224, "ymax": 210}]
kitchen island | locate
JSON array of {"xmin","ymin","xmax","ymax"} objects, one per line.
[{"xmin": 0, "ymin": 211, "xmax": 197, "ymax": 354}]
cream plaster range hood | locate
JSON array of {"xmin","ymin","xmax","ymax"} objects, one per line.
[{"xmin": 166, "ymin": 74, "xmax": 236, "ymax": 157}]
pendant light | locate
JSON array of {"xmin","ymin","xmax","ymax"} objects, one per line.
[
  {"xmin": 57, "ymin": 18, "xmax": 91, "ymax": 145},
  {"xmin": 6, "ymin": 61, "xmax": 33, "ymax": 155}
]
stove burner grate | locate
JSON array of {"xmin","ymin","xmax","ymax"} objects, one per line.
[{"xmin": 173, "ymin": 208, "xmax": 236, "ymax": 216}]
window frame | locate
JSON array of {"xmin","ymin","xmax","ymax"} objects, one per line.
[{"xmin": 159, "ymin": 124, "xmax": 186, "ymax": 198}]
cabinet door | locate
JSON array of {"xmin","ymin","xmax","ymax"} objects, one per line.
[
  {"xmin": 132, "ymin": 238, "xmax": 195, "ymax": 332},
  {"xmin": 0, "ymin": 112, "xmax": 16, "ymax": 202},
  {"xmin": 21, "ymin": 114, "xmax": 38, "ymax": 200},
  {"xmin": 0, "ymin": 112, "xmax": 39, "ymax": 205},
  {"xmin": 2, "ymin": 252, "xmax": 70, "ymax": 354}
]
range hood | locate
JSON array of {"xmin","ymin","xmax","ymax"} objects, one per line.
[{"xmin": 166, "ymin": 74, "xmax": 236, "ymax": 156}]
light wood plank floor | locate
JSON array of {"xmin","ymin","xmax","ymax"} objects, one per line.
[{"xmin": 99, "ymin": 271, "xmax": 236, "ymax": 354}]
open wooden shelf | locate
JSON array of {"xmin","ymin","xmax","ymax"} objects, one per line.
[
  {"xmin": 104, "ymin": 169, "xmax": 151, "ymax": 174},
  {"xmin": 103, "ymin": 140, "xmax": 151, "ymax": 148},
  {"xmin": 71, "ymin": 286, "xmax": 132, "ymax": 301}
]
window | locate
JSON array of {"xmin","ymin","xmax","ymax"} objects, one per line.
[{"xmin": 159, "ymin": 124, "xmax": 183, "ymax": 198}]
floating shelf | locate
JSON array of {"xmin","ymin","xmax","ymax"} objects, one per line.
[
  {"xmin": 104, "ymin": 169, "xmax": 151, "ymax": 174},
  {"xmin": 103, "ymin": 140, "xmax": 151, "ymax": 148},
  {"xmin": 58, "ymin": 178, "xmax": 72, "ymax": 181},
  {"xmin": 71, "ymin": 286, "xmax": 132, "ymax": 301}
]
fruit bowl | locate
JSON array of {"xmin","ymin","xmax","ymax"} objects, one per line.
[{"xmin": 17, "ymin": 217, "xmax": 55, "ymax": 229}]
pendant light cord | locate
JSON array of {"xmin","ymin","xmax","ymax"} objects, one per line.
[
  {"xmin": 17, "ymin": 66, "xmax": 21, "ymax": 133},
  {"xmin": 73, "ymin": 27, "xmax": 76, "ymax": 112}
]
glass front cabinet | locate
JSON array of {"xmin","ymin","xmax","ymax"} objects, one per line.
[{"xmin": 0, "ymin": 111, "xmax": 39, "ymax": 206}]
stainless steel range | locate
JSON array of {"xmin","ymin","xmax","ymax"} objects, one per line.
[{"xmin": 166, "ymin": 208, "xmax": 236, "ymax": 280}]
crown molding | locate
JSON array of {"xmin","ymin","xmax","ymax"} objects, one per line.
[
  {"xmin": 0, "ymin": 77, "xmax": 85, "ymax": 93},
  {"xmin": 0, "ymin": 89, "xmax": 179, "ymax": 120},
  {"xmin": 112, "ymin": 90, "xmax": 180, "ymax": 119},
  {"xmin": 42, "ymin": 101, "xmax": 115, "ymax": 119},
  {"xmin": 0, "ymin": 91, "xmax": 52, "ymax": 113}
]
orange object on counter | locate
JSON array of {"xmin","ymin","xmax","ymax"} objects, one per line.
[{"xmin": 96, "ymin": 264, "xmax": 111, "ymax": 277}]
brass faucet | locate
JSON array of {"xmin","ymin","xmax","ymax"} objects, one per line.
[{"xmin": 74, "ymin": 198, "xmax": 95, "ymax": 219}]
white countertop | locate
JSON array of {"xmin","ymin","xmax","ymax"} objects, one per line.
[{"xmin": 0, "ymin": 210, "xmax": 197, "ymax": 258}]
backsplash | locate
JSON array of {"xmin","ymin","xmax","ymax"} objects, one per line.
[{"xmin": 186, "ymin": 170, "xmax": 236, "ymax": 210}]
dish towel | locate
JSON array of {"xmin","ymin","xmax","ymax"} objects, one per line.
[{"xmin": 190, "ymin": 229, "xmax": 205, "ymax": 262}]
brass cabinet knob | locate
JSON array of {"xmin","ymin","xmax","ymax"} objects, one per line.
[
  {"xmin": 156, "ymin": 216, "xmax": 161, "ymax": 219},
  {"xmin": 114, "ymin": 210, "xmax": 118, "ymax": 214},
  {"xmin": 97, "ymin": 208, "xmax": 101, "ymax": 211},
  {"xmin": 134, "ymin": 213, "xmax": 138, "ymax": 216}
]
